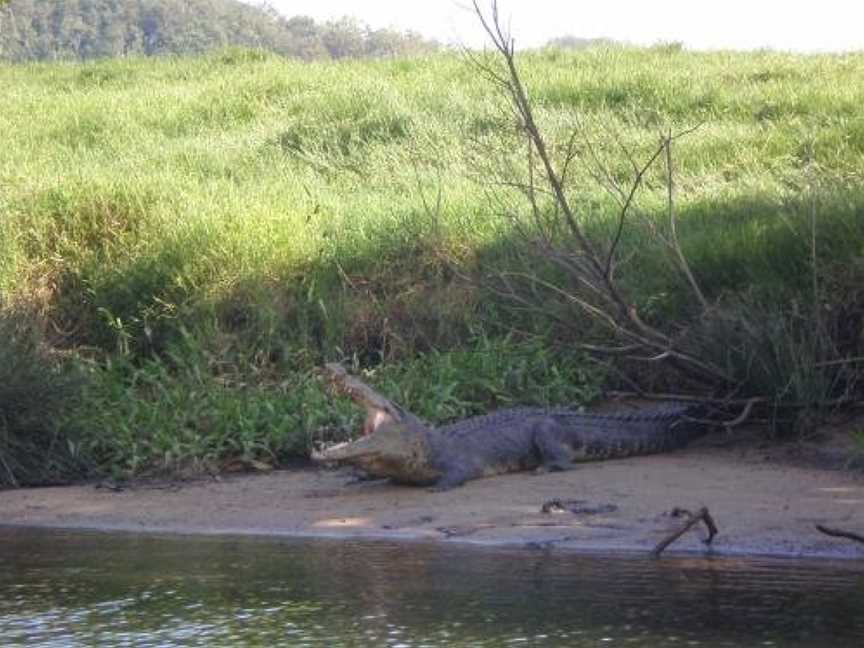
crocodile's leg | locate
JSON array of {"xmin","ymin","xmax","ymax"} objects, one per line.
[
  {"xmin": 428, "ymin": 466, "xmax": 476, "ymax": 492},
  {"xmin": 532, "ymin": 418, "xmax": 580, "ymax": 472},
  {"xmin": 342, "ymin": 468, "xmax": 389, "ymax": 486}
]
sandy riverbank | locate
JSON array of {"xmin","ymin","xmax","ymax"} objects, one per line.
[{"xmin": 2, "ymin": 438, "xmax": 863, "ymax": 558}]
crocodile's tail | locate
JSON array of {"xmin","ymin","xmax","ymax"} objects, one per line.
[
  {"xmin": 592, "ymin": 401, "xmax": 709, "ymax": 453},
  {"xmin": 624, "ymin": 401, "xmax": 700, "ymax": 420}
]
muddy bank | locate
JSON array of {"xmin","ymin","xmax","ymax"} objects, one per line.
[{"xmin": 2, "ymin": 441, "xmax": 863, "ymax": 559}]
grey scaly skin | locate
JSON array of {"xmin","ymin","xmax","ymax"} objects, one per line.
[{"xmin": 313, "ymin": 364, "xmax": 705, "ymax": 490}]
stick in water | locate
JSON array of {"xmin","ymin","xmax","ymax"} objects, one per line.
[{"xmin": 652, "ymin": 507, "xmax": 718, "ymax": 557}]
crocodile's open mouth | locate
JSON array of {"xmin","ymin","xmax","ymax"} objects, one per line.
[{"xmin": 312, "ymin": 442, "xmax": 380, "ymax": 462}]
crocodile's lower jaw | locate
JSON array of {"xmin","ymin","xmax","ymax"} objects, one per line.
[
  {"xmin": 361, "ymin": 458, "xmax": 441, "ymax": 485},
  {"xmin": 311, "ymin": 443, "xmax": 374, "ymax": 463}
]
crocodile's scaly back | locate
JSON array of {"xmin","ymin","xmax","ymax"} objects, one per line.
[
  {"xmin": 438, "ymin": 403, "xmax": 694, "ymax": 438},
  {"xmin": 417, "ymin": 403, "xmax": 705, "ymax": 488}
]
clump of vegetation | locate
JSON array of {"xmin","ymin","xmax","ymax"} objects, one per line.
[
  {"xmin": 72, "ymin": 348, "xmax": 335, "ymax": 477},
  {"xmin": 0, "ymin": 304, "xmax": 87, "ymax": 487}
]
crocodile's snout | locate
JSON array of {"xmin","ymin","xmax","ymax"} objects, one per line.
[{"xmin": 313, "ymin": 423, "xmax": 440, "ymax": 485}]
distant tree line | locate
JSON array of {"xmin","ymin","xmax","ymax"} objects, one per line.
[
  {"xmin": 544, "ymin": 35, "xmax": 616, "ymax": 50},
  {"xmin": 0, "ymin": 0, "xmax": 439, "ymax": 62}
]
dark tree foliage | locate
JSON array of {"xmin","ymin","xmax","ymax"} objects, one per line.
[{"xmin": 0, "ymin": 0, "xmax": 438, "ymax": 62}]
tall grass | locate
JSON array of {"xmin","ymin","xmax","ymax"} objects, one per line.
[
  {"xmin": 1, "ymin": 47, "xmax": 862, "ymax": 478},
  {"xmin": 0, "ymin": 305, "xmax": 88, "ymax": 486}
]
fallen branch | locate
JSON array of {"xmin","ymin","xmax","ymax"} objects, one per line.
[
  {"xmin": 652, "ymin": 506, "xmax": 718, "ymax": 557},
  {"xmin": 676, "ymin": 397, "xmax": 761, "ymax": 429},
  {"xmin": 718, "ymin": 397, "xmax": 759, "ymax": 429},
  {"xmin": 815, "ymin": 524, "xmax": 864, "ymax": 545}
]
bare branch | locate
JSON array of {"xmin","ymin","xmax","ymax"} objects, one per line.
[
  {"xmin": 604, "ymin": 140, "xmax": 667, "ymax": 279},
  {"xmin": 664, "ymin": 133, "xmax": 709, "ymax": 310},
  {"xmin": 813, "ymin": 356, "xmax": 864, "ymax": 368},
  {"xmin": 559, "ymin": 127, "xmax": 583, "ymax": 188},
  {"xmin": 721, "ymin": 397, "xmax": 759, "ymax": 429},
  {"xmin": 473, "ymin": 2, "xmax": 606, "ymax": 274},
  {"xmin": 467, "ymin": 2, "xmax": 737, "ymax": 390},
  {"xmin": 579, "ymin": 343, "xmax": 644, "ymax": 355}
]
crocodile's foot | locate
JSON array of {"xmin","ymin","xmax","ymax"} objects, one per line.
[{"xmin": 343, "ymin": 469, "xmax": 389, "ymax": 486}]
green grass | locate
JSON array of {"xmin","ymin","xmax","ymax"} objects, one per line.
[{"xmin": 1, "ymin": 46, "xmax": 863, "ymax": 481}]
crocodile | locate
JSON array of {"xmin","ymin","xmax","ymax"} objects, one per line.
[{"xmin": 313, "ymin": 363, "xmax": 705, "ymax": 490}]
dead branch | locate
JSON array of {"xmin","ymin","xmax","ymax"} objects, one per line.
[
  {"xmin": 468, "ymin": 1, "xmax": 737, "ymax": 390},
  {"xmin": 652, "ymin": 507, "xmax": 718, "ymax": 557},
  {"xmin": 814, "ymin": 357, "xmax": 864, "ymax": 368},
  {"xmin": 604, "ymin": 140, "xmax": 667, "ymax": 279},
  {"xmin": 472, "ymin": 2, "xmax": 625, "ymax": 308},
  {"xmin": 664, "ymin": 134, "xmax": 709, "ymax": 310},
  {"xmin": 559, "ymin": 127, "xmax": 583, "ymax": 187},
  {"xmin": 815, "ymin": 524, "xmax": 864, "ymax": 545},
  {"xmin": 719, "ymin": 397, "xmax": 759, "ymax": 429},
  {"xmin": 496, "ymin": 264, "xmax": 735, "ymax": 385}
]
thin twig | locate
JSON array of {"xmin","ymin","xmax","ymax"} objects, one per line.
[
  {"xmin": 664, "ymin": 133, "xmax": 708, "ymax": 310},
  {"xmin": 473, "ymin": 2, "xmax": 617, "ymax": 296},
  {"xmin": 813, "ymin": 357, "xmax": 864, "ymax": 368},
  {"xmin": 559, "ymin": 127, "xmax": 583, "ymax": 188},
  {"xmin": 604, "ymin": 141, "xmax": 667, "ymax": 280},
  {"xmin": 0, "ymin": 450, "xmax": 19, "ymax": 488},
  {"xmin": 721, "ymin": 397, "xmax": 759, "ymax": 429},
  {"xmin": 816, "ymin": 524, "xmax": 864, "ymax": 545}
]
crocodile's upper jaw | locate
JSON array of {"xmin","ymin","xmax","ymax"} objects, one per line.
[{"xmin": 313, "ymin": 423, "xmax": 441, "ymax": 485}]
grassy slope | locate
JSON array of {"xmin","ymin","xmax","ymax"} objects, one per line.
[{"xmin": 1, "ymin": 47, "xmax": 862, "ymax": 477}]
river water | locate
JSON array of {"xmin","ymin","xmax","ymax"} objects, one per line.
[{"xmin": 1, "ymin": 528, "xmax": 863, "ymax": 646}]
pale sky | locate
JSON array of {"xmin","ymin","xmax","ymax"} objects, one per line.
[{"xmin": 258, "ymin": 0, "xmax": 863, "ymax": 52}]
